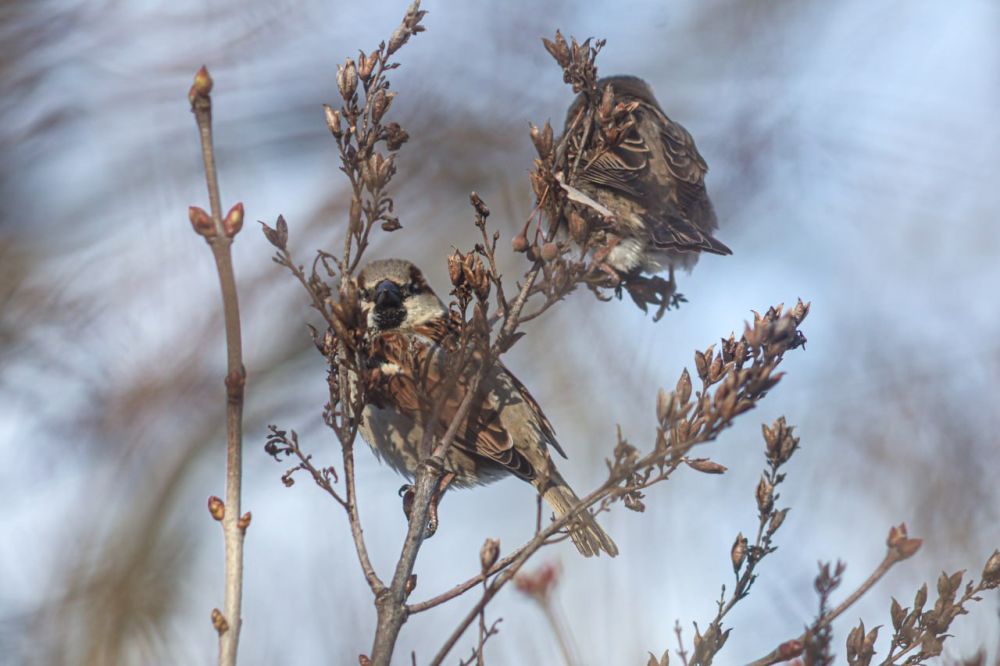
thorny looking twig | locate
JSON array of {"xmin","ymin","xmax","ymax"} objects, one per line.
[{"xmin": 187, "ymin": 67, "xmax": 248, "ymax": 666}]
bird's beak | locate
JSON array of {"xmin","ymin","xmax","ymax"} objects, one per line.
[{"xmin": 374, "ymin": 280, "xmax": 403, "ymax": 309}]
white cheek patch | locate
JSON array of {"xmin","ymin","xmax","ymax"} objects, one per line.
[{"xmin": 379, "ymin": 362, "xmax": 402, "ymax": 376}]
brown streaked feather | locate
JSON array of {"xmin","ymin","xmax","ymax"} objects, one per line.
[
  {"xmin": 366, "ymin": 322, "xmax": 561, "ymax": 483},
  {"xmin": 565, "ymin": 75, "xmax": 731, "ymax": 257}
]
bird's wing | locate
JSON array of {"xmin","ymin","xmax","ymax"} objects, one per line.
[
  {"xmin": 367, "ymin": 329, "xmax": 550, "ymax": 481},
  {"xmin": 576, "ymin": 131, "xmax": 649, "ymax": 199}
]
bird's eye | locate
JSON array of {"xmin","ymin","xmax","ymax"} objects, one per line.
[
  {"xmin": 360, "ymin": 287, "xmax": 372, "ymax": 300},
  {"xmin": 404, "ymin": 282, "xmax": 417, "ymax": 296}
]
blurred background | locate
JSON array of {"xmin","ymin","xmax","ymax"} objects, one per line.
[{"xmin": 2, "ymin": 0, "xmax": 998, "ymax": 663}]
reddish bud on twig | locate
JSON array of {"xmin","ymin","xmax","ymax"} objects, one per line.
[
  {"xmin": 188, "ymin": 205, "xmax": 216, "ymax": 238},
  {"xmin": 404, "ymin": 574, "xmax": 417, "ymax": 597},
  {"xmin": 193, "ymin": 66, "xmax": 213, "ymax": 96},
  {"xmin": 480, "ymin": 538, "xmax": 500, "ymax": 572},
  {"xmin": 223, "ymin": 202, "xmax": 244, "ymax": 238},
  {"xmin": 189, "ymin": 65, "xmax": 213, "ymax": 106},
  {"xmin": 237, "ymin": 511, "xmax": 252, "ymax": 533},
  {"xmin": 358, "ymin": 655, "xmax": 372, "ymax": 666},
  {"xmin": 211, "ymin": 608, "xmax": 229, "ymax": 635},
  {"xmin": 207, "ymin": 495, "xmax": 225, "ymax": 521}
]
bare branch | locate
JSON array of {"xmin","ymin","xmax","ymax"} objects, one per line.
[{"xmin": 188, "ymin": 66, "xmax": 247, "ymax": 666}]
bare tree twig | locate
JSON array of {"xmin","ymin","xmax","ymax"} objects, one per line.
[{"xmin": 188, "ymin": 66, "xmax": 247, "ymax": 666}]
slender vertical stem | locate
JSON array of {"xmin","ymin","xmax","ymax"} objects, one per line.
[{"xmin": 191, "ymin": 72, "xmax": 246, "ymax": 666}]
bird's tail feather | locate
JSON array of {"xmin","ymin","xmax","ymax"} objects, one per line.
[{"xmin": 542, "ymin": 478, "xmax": 619, "ymax": 558}]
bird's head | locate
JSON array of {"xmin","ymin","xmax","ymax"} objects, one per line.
[
  {"xmin": 564, "ymin": 75, "xmax": 661, "ymax": 129},
  {"xmin": 356, "ymin": 259, "xmax": 445, "ymax": 332}
]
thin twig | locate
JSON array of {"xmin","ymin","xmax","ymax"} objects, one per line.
[
  {"xmin": 189, "ymin": 67, "xmax": 246, "ymax": 666},
  {"xmin": 747, "ymin": 551, "xmax": 903, "ymax": 666}
]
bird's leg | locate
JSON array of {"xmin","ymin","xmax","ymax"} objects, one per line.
[
  {"xmin": 425, "ymin": 472, "xmax": 456, "ymax": 539},
  {"xmin": 590, "ymin": 234, "xmax": 623, "ymax": 285}
]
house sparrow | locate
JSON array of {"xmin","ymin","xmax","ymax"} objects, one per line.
[
  {"xmin": 353, "ymin": 258, "xmax": 618, "ymax": 558},
  {"xmin": 560, "ymin": 75, "xmax": 731, "ymax": 315}
]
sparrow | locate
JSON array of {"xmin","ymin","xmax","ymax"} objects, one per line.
[
  {"xmin": 560, "ymin": 75, "xmax": 731, "ymax": 314},
  {"xmin": 353, "ymin": 258, "xmax": 618, "ymax": 558}
]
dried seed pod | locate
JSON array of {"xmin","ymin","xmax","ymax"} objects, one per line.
[
  {"xmin": 371, "ymin": 90, "xmax": 395, "ymax": 124},
  {"xmin": 540, "ymin": 242, "xmax": 559, "ymax": 262},
  {"xmin": 686, "ymin": 458, "xmax": 727, "ymax": 474},
  {"xmin": 655, "ymin": 388, "xmax": 674, "ymax": 424},
  {"xmin": 755, "ymin": 476, "xmax": 774, "ymax": 515},
  {"xmin": 324, "ymin": 104, "xmax": 343, "ymax": 138},
  {"xmin": 730, "ymin": 532, "xmax": 747, "ymax": 572},
  {"xmin": 448, "ymin": 251, "xmax": 465, "ymax": 287},
  {"xmin": 676, "ymin": 369, "xmax": 692, "ymax": 405},
  {"xmin": 337, "ymin": 58, "xmax": 358, "ymax": 100}
]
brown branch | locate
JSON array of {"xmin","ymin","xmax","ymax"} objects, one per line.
[
  {"xmin": 189, "ymin": 67, "xmax": 247, "ymax": 666},
  {"xmin": 748, "ymin": 543, "xmax": 915, "ymax": 666}
]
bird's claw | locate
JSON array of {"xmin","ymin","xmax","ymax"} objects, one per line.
[{"xmin": 396, "ymin": 474, "xmax": 454, "ymax": 540}]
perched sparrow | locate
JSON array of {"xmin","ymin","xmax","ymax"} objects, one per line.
[
  {"xmin": 353, "ymin": 258, "xmax": 618, "ymax": 558},
  {"xmin": 560, "ymin": 75, "xmax": 731, "ymax": 314}
]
